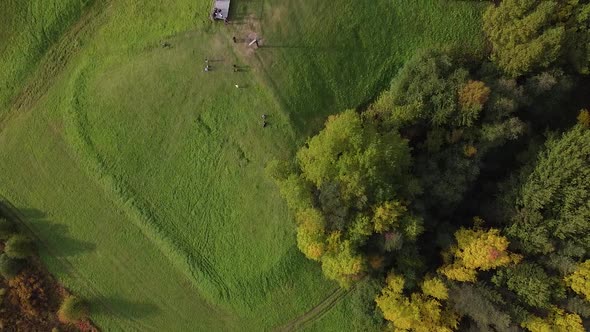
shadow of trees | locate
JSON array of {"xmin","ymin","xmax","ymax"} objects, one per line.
[
  {"xmin": 11, "ymin": 206, "xmax": 160, "ymax": 321},
  {"xmin": 17, "ymin": 207, "xmax": 96, "ymax": 258},
  {"xmin": 90, "ymin": 296, "xmax": 160, "ymax": 320}
]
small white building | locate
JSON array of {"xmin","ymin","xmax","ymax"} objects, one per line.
[{"xmin": 211, "ymin": 0, "xmax": 230, "ymax": 21}]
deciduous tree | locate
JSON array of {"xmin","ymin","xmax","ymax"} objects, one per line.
[
  {"xmin": 440, "ymin": 227, "xmax": 521, "ymax": 282},
  {"xmin": 565, "ymin": 260, "xmax": 590, "ymax": 301},
  {"xmin": 295, "ymin": 209, "xmax": 326, "ymax": 261},
  {"xmin": 521, "ymin": 307, "xmax": 584, "ymax": 332},
  {"xmin": 375, "ymin": 274, "xmax": 459, "ymax": 332}
]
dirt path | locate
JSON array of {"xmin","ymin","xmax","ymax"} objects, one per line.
[
  {"xmin": 273, "ymin": 285, "xmax": 354, "ymax": 332},
  {"xmin": 0, "ymin": 0, "xmax": 112, "ymax": 131}
]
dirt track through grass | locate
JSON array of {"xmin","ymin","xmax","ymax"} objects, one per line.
[
  {"xmin": 274, "ymin": 286, "xmax": 354, "ymax": 332},
  {"xmin": 0, "ymin": 1, "xmax": 111, "ymax": 129}
]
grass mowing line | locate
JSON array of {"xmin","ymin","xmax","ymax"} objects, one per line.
[
  {"xmin": 64, "ymin": 63, "xmax": 233, "ymax": 305},
  {"xmin": 0, "ymin": 0, "xmax": 111, "ymax": 131},
  {"xmin": 273, "ymin": 285, "xmax": 354, "ymax": 332},
  {"xmin": 0, "ymin": 197, "xmax": 152, "ymax": 331}
]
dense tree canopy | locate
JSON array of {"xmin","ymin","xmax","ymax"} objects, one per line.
[
  {"xmin": 507, "ymin": 125, "xmax": 590, "ymax": 255},
  {"xmin": 369, "ymin": 49, "xmax": 530, "ymax": 216},
  {"xmin": 269, "ymin": 110, "xmax": 422, "ymax": 286},
  {"xmin": 483, "ymin": 0, "xmax": 590, "ymax": 77},
  {"xmin": 271, "ymin": 7, "xmax": 590, "ymax": 329},
  {"xmin": 448, "ymin": 283, "xmax": 514, "ymax": 331},
  {"xmin": 492, "ymin": 262, "xmax": 560, "ymax": 309}
]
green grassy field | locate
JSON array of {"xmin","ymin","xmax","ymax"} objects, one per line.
[
  {"xmin": 0, "ymin": 0, "xmax": 92, "ymax": 114},
  {"xmin": 0, "ymin": 0, "xmax": 487, "ymax": 330}
]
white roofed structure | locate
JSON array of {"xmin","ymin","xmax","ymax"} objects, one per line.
[{"xmin": 211, "ymin": 0, "xmax": 230, "ymax": 21}]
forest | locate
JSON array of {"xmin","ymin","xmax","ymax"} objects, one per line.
[{"xmin": 268, "ymin": 1, "xmax": 590, "ymax": 330}]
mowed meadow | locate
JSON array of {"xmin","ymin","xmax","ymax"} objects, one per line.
[{"xmin": 0, "ymin": 0, "xmax": 487, "ymax": 330}]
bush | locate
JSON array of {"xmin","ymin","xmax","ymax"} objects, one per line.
[
  {"xmin": 0, "ymin": 254, "xmax": 25, "ymax": 279},
  {"xmin": 4, "ymin": 235, "xmax": 35, "ymax": 259},
  {"xmin": 0, "ymin": 218, "xmax": 15, "ymax": 240},
  {"xmin": 58, "ymin": 296, "xmax": 88, "ymax": 323}
]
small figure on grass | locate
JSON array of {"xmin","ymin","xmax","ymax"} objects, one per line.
[
  {"xmin": 233, "ymin": 36, "xmax": 237, "ymax": 43},
  {"xmin": 233, "ymin": 64, "xmax": 238, "ymax": 72},
  {"xmin": 261, "ymin": 115, "xmax": 268, "ymax": 128}
]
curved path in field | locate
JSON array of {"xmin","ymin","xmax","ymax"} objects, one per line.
[
  {"xmin": 0, "ymin": 0, "xmax": 111, "ymax": 129},
  {"xmin": 273, "ymin": 286, "xmax": 353, "ymax": 332},
  {"xmin": 1, "ymin": 2, "xmax": 238, "ymax": 330}
]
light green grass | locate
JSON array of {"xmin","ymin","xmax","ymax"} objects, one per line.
[
  {"xmin": 0, "ymin": 0, "xmax": 92, "ymax": 113},
  {"xmin": 0, "ymin": 0, "xmax": 487, "ymax": 330},
  {"xmin": 302, "ymin": 291, "xmax": 359, "ymax": 332}
]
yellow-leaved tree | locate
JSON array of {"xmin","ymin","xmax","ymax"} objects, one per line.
[
  {"xmin": 372, "ymin": 200, "xmax": 407, "ymax": 233},
  {"xmin": 565, "ymin": 260, "xmax": 590, "ymax": 301},
  {"xmin": 521, "ymin": 307, "xmax": 584, "ymax": 332},
  {"xmin": 321, "ymin": 235, "xmax": 365, "ymax": 287},
  {"xmin": 295, "ymin": 209, "xmax": 326, "ymax": 261},
  {"xmin": 375, "ymin": 274, "xmax": 459, "ymax": 332},
  {"xmin": 439, "ymin": 227, "xmax": 521, "ymax": 282}
]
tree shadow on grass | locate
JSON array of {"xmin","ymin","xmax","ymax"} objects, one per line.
[
  {"xmin": 17, "ymin": 208, "xmax": 97, "ymax": 258},
  {"xmin": 91, "ymin": 296, "xmax": 160, "ymax": 320}
]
